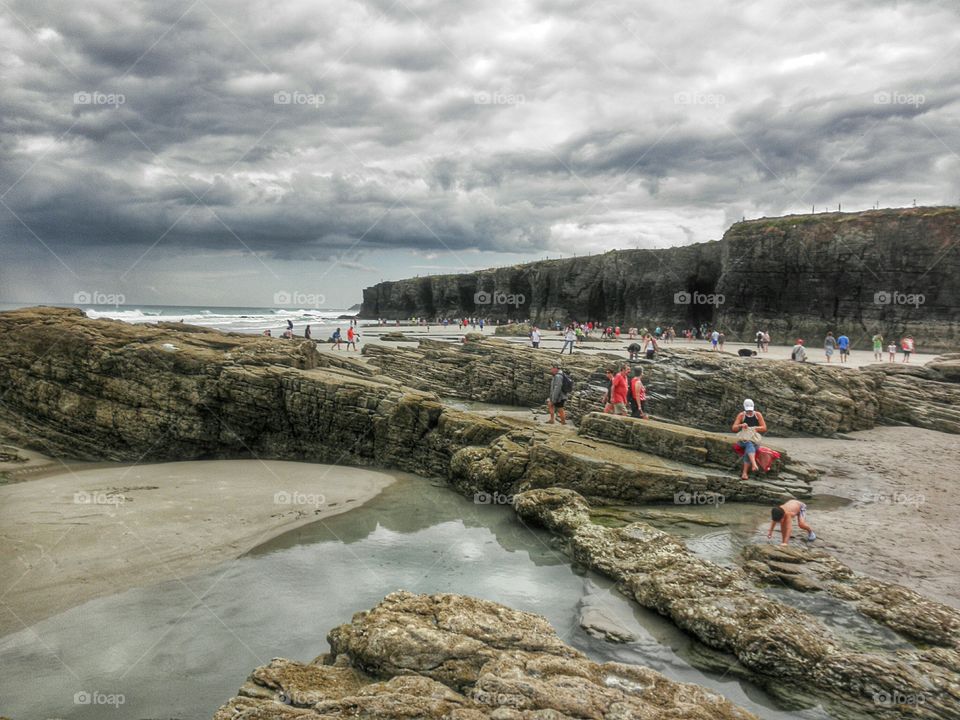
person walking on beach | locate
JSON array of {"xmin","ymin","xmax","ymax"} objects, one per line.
[
  {"xmin": 331, "ymin": 327, "xmax": 343, "ymax": 350},
  {"xmin": 837, "ymin": 333, "xmax": 850, "ymax": 363},
  {"xmin": 872, "ymin": 333, "xmax": 884, "ymax": 362},
  {"xmin": 346, "ymin": 325, "xmax": 358, "ymax": 351},
  {"xmin": 824, "ymin": 332, "xmax": 837, "ymax": 362},
  {"xmin": 756, "ymin": 330, "xmax": 764, "ymax": 350},
  {"xmin": 718, "ymin": 332, "xmax": 726, "ymax": 352},
  {"xmin": 710, "ymin": 329, "xmax": 720, "ymax": 350},
  {"xmin": 629, "ymin": 366, "xmax": 648, "ymax": 419},
  {"xmin": 559, "ymin": 326, "xmax": 576, "ymax": 355},
  {"xmin": 791, "ymin": 338, "xmax": 807, "ymax": 362},
  {"xmin": 768, "ymin": 499, "xmax": 816, "ymax": 544},
  {"xmin": 762, "ymin": 331, "xmax": 770, "ymax": 353},
  {"xmin": 887, "ymin": 339, "xmax": 897, "ymax": 362},
  {"xmin": 901, "ymin": 335, "xmax": 915, "ymax": 362},
  {"xmin": 530, "ymin": 326, "xmax": 541, "ymax": 348},
  {"xmin": 547, "ymin": 365, "xmax": 568, "ymax": 425},
  {"xmin": 304, "ymin": 325, "xmax": 311, "ymax": 340},
  {"xmin": 732, "ymin": 399, "xmax": 767, "ymax": 481}
]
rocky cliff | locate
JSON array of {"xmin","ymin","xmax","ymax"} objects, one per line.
[{"xmin": 361, "ymin": 206, "xmax": 960, "ymax": 351}]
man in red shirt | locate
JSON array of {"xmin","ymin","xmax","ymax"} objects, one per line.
[{"xmin": 604, "ymin": 367, "xmax": 628, "ymax": 415}]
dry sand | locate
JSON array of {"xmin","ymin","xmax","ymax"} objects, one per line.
[
  {"xmin": 0, "ymin": 460, "xmax": 397, "ymax": 636},
  {"xmin": 775, "ymin": 426, "xmax": 960, "ymax": 609}
]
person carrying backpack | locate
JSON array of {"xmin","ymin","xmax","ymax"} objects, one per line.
[{"xmin": 547, "ymin": 364, "xmax": 571, "ymax": 424}]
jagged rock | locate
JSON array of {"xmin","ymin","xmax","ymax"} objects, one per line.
[
  {"xmin": 215, "ymin": 591, "xmax": 759, "ymax": 719},
  {"xmin": 513, "ymin": 488, "xmax": 960, "ymax": 719},
  {"xmin": 361, "ymin": 207, "xmax": 960, "ymax": 350},
  {"xmin": 742, "ymin": 544, "xmax": 960, "ymax": 648}
]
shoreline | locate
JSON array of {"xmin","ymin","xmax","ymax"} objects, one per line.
[{"xmin": 0, "ymin": 459, "xmax": 400, "ymax": 637}]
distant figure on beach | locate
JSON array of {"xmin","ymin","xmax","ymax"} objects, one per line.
[
  {"xmin": 718, "ymin": 332, "xmax": 726, "ymax": 351},
  {"xmin": 762, "ymin": 331, "xmax": 770, "ymax": 353},
  {"xmin": 262, "ymin": 329, "xmax": 272, "ymax": 337},
  {"xmin": 872, "ymin": 333, "xmax": 884, "ymax": 361},
  {"xmin": 887, "ymin": 340, "xmax": 897, "ymax": 362},
  {"xmin": 732, "ymin": 399, "xmax": 767, "ymax": 481},
  {"xmin": 642, "ymin": 333, "xmax": 658, "ymax": 360},
  {"xmin": 629, "ymin": 366, "xmax": 648, "ymax": 419},
  {"xmin": 837, "ymin": 333, "xmax": 850, "ymax": 363},
  {"xmin": 901, "ymin": 335, "xmax": 915, "ymax": 362},
  {"xmin": 547, "ymin": 365, "xmax": 568, "ymax": 425},
  {"xmin": 824, "ymin": 332, "xmax": 836, "ymax": 362},
  {"xmin": 287, "ymin": 319, "xmax": 294, "ymax": 332},
  {"xmin": 710, "ymin": 329, "xmax": 719, "ymax": 350},
  {"xmin": 530, "ymin": 326, "xmax": 541, "ymax": 348},
  {"xmin": 755, "ymin": 330, "xmax": 764, "ymax": 350},
  {"xmin": 768, "ymin": 499, "xmax": 816, "ymax": 545},
  {"xmin": 627, "ymin": 341, "xmax": 642, "ymax": 361},
  {"xmin": 346, "ymin": 325, "xmax": 358, "ymax": 351},
  {"xmin": 604, "ymin": 367, "xmax": 628, "ymax": 416},
  {"xmin": 791, "ymin": 339, "xmax": 807, "ymax": 362},
  {"xmin": 559, "ymin": 327, "xmax": 576, "ymax": 355},
  {"xmin": 331, "ymin": 327, "xmax": 343, "ymax": 350},
  {"xmin": 304, "ymin": 325, "xmax": 311, "ymax": 340},
  {"xmin": 738, "ymin": 348, "xmax": 758, "ymax": 357}
]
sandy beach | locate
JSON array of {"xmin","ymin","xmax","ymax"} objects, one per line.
[
  {"xmin": 776, "ymin": 426, "xmax": 960, "ymax": 609},
  {"xmin": 0, "ymin": 459, "xmax": 398, "ymax": 637}
]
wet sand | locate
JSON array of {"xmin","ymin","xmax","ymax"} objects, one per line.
[
  {"xmin": 0, "ymin": 460, "xmax": 397, "ymax": 636},
  {"xmin": 775, "ymin": 427, "xmax": 960, "ymax": 609}
]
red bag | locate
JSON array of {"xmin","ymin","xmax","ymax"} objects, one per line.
[{"xmin": 732, "ymin": 444, "xmax": 781, "ymax": 472}]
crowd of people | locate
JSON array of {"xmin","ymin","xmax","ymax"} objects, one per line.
[{"xmin": 790, "ymin": 332, "xmax": 917, "ymax": 363}]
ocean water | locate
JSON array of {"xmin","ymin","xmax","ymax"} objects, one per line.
[{"xmin": 0, "ymin": 303, "xmax": 359, "ymax": 336}]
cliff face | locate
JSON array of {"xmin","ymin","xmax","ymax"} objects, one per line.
[{"xmin": 361, "ymin": 207, "xmax": 960, "ymax": 350}]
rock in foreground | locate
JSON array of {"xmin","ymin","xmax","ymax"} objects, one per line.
[{"xmin": 215, "ymin": 591, "xmax": 757, "ymax": 719}]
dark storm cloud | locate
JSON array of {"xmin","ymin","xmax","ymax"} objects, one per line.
[{"xmin": 1, "ymin": 0, "xmax": 959, "ymax": 282}]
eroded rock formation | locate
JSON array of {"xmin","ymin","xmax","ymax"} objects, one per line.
[
  {"xmin": 215, "ymin": 591, "xmax": 759, "ymax": 719},
  {"xmin": 361, "ymin": 207, "xmax": 960, "ymax": 350}
]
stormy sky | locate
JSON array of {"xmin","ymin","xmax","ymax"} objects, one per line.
[{"xmin": 1, "ymin": 0, "xmax": 958, "ymax": 308}]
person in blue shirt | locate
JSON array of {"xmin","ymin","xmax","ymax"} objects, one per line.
[{"xmin": 837, "ymin": 333, "xmax": 850, "ymax": 363}]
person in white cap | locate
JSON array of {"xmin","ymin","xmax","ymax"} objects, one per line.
[{"xmin": 731, "ymin": 399, "xmax": 767, "ymax": 480}]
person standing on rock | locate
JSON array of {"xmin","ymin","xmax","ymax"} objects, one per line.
[
  {"xmin": 629, "ymin": 367, "xmax": 648, "ymax": 419},
  {"xmin": 642, "ymin": 333, "xmax": 658, "ymax": 360},
  {"xmin": 559, "ymin": 326, "xmax": 576, "ymax": 355},
  {"xmin": 530, "ymin": 326, "xmax": 541, "ymax": 349},
  {"xmin": 824, "ymin": 332, "xmax": 837, "ymax": 362},
  {"xmin": 547, "ymin": 365, "xmax": 568, "ymax": 425},
  {"xmin": 732, "ymin": 399, "xmax": 767, "ymax": 481},
  {"xmin": 604, "ymin": 367, "xmax": 628, "ymax": 416},
  {"xmin": 304, "ymin": 325, "xmax": 312, "ymax": 340}
]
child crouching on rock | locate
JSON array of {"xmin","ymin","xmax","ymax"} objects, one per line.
[{"xmin": 768, "ymin": 499, "xmax": 816, "ymax": 544}]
